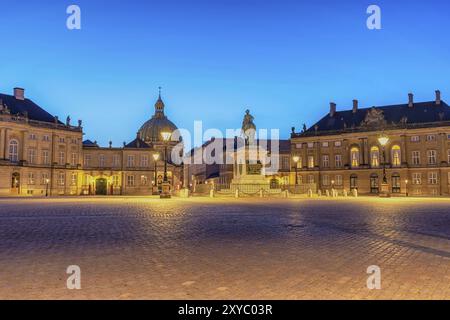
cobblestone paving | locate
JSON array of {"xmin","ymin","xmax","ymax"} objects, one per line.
[{"xmin": 0, "ymin": 197, "xmax": 449, "ymax": 300}]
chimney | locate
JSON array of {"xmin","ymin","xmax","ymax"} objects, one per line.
[
  {"xmin": 352, "ymin": 100, "xmax": 358, "ymax": 113},
  {"xmin": 14, "ymin": 88, "xmax": 25, "ymax": 100},
  {"xmin": 329, "ymin": 102, "xmax": 336, "ymax": 117},
  {"xmin": 408, "ymin": 93, "xmax": 414, "ymax": 108},
  {"xmin": 435, "ymin": 90, "xmax": 441, "ymax": 105}
]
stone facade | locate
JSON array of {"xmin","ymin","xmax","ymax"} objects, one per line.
[
  {"xmin": 0, "ymin": 88, "xmax": 182, "ymax": 196},
  {"xmin": 290, "ymin": 92, "xmax": 450, "ymax": 196}
]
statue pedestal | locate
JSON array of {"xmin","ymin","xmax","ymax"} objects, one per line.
[
  {"xmin": 160, "ymin": 182, "xmax": 171, "ymax": 199},
  {"xmin": 379, "ymin": 183, "xmax": 391, "ymax": 198}
]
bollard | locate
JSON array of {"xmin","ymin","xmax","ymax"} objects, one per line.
[
  {"xmin": 325, "ymin": 190, "xmax": 330, "ymax": 197},
  {"xmin": 343, "ymin": 189, "xmax": 348, "ymax": 197},
  {"xmin": 235, "ymin": 189, "xmax": 239, "ymax": 198},
  {"xmin": 210, "ymin": 189, "xmax": 214, "ymax": 198},
  {"xmin": 352, "ymin": 189, "xmax": 358, "ymax": 197},
  {"xmin": 318, "ymin": 190, "xmax": 322, "ymax": 197},
  {"xmin": 307, "ymin": 189, "xmax": 313, "ymax": 198}
]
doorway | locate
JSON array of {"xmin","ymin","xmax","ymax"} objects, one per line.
[
  {"xmin": 95, "ymin": 178, "xmax": 108, "ymax": 195},
  {"xmin": 11, "ymin": 172, "xmax": 20, "ymax": 195},
  {"xmin": 370, "ymin": 174, "xmax": 379, "ymax": 194}
]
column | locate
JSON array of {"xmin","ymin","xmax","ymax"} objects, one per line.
[
  {"xmin": 363, "ymin": 138, "xmax": 369, "ymax": 166},
  {"xmin": 400, "ymin": 135, "xmax": 407, "ymax": 166},
  {"xmin": 21, "ymin": 130, "xmax": 28, "ymax": 162}
]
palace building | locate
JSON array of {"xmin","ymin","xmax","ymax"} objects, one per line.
[
  {"xmin": 0, "ymin": 87, "xmax": 182, "ymax": 196},
  {"xmin": 290, "ymin": 91, "xmax": 450, "ymax": 196}
]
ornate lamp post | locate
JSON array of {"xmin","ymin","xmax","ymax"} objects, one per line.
[
  {"xmin": 378, "ymin": 134, "xmax": 390, "ymax": 197},
  {"xmin": 292, "ymin": 156, "xmax": 300, "ymax": 185},
  {"xmin": 152, "ymin": 152, "xmax": 160, "ymax": 195},
  {"xmin": 160, "ymin": 132, "xmax": 172, "ymax": 199},
  {"xmin": 45, "ymin": 178, "xmax": 50, "ymax": 197}
]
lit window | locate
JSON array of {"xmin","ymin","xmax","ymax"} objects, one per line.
[
  {"xmin": 41, "ymin": 173, "xmax": 49, "ymax": 185},
  {"xmin": 412, "ymin": 151, "xmax": 420, "ymax": 165},
  {"xmin": 112, "ymin": 175, "xmax": 119, "ymax": 186},
  {"xmin": 350, "ymin": 147, "xmax": 360, "ymax": 168},
  {"xmin": 412, "ymin": 173, "xmax": 421, "ymax": 185},
  {"xmin": 370, "ymin": 146, "xmax": 380, "ymax": 167},
  {"xmin": 28, "ymin": 172, "xmax": 35, "ymax": 185},
  {"xmin": 428, "ymin": 172, "xmax": 438, "ymax": 185},
  {"xmin": 9, "ymin": 140, "xmax": 19, "ymax": 162},
  {"xmin": 391, "ymin": 145, "xmax": 401, "ymax": 167},
  {"xmin": 322, "ymin": 142, "xmax": 329, "ymax": 148},
  {"xmin": 428, "ymin": 150, "xmax": 437, "ymax": 165},
  {"xmin": 141, "ymin": 175, "xmax": 148, "ymax": 185},
  {"xmin": 308, "ymin": 156, "xmax": 315, "ymax": 168},
  {"xmin": 307, "ymin": 142, "xmax": 314, "ymax": 148},
  {"xmin": 322, "ymin": 155, "xmax": 329, "ymax": 168},
  {"xmin": 335, "ymin": 154, "xmax": 342, "ymax": 168},
  {"xmin": 71, "ymin": 173, "xmax": 77, "ymax": 186},
  {"xmin": 334, "ymin": 141, "xmax": 342, "ymax": 147}
]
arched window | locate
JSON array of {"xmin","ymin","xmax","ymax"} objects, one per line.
[
  {"xmin": 350, "ymin": 147, "xmax": 360, "ymax": 168},
  {"xmin": 9, "ymin": 139, "xmax": 19, "ymax": 162},
  {"xmin": 370, "ymin": 146, "xmax": 380, "ymax": 167},
  {"xmin": 391, "ymin": 145, "xmax": 401, "ymax": 167}
]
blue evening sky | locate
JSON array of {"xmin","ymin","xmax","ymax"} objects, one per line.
[{"xmin": 0, "ymin": 0, "xmax": 449, "ymax": 146}]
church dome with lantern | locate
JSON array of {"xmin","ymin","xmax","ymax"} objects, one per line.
[{"xmin": 138, "ymin": 92, "xmax": 178, "ymax": 143}]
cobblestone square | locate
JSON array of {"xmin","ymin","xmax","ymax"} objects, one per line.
[{"xmin": 0, "ymin": 197, "xmax": 449, "ymax": 300}]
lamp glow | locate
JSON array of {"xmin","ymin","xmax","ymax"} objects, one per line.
[{"xmin": 378, "ymin": 135, "xmax": 390, "ymax": 146}]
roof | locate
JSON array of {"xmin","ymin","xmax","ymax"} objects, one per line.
[
  {"xmin": 0, "ymin": 93, "xmax": 61, "ymax": 124},
  {"xmin": 297, "ymin": 100, "xmax": 450, "ymax": 137},
  {"xmin": 82, "ymin": 140, "xmax": 99, "ymax": 148},
  {"xmin": 124, "ymin": 137, "xmax": 152, "ymax": 149}
]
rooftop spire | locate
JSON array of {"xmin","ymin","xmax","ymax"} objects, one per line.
[{"xmin": 154, "ymin": 86, "xmax": 165, "ymax": 116}]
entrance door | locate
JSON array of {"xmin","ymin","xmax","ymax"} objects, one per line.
[
  {"xmin": 350, "ymin": 174, "xmax": 358, "ymax": 191},
  {"xmin": 370, "ymin": 174, "xmax": 379, "ymax": 194},
  {"xmin": 95, "ymin": 178, "xmax": 108, "ymax": 195},
  {"xmin": 11, "ymin": 172, "xmax": 20, "ymax": 195},
  {"xmin": 392, "ymin": 174, "xmax": 401, "ymax": 193}
]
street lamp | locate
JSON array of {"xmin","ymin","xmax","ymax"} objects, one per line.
[
  {"xmin": 152, "ymin": 152, "xmax": 160, "ymax": 195},
  {"xmin": 45, "ymin": 178, "xmax": 50, "ymax": 197},
  {"xmin": 160, "ymin": 131, "xmax": 172, "ymax": 199},
  {"xmin": 378, "ymin": 133, "xmax": 390, "ymax": 197},
  {"xmin": 292, "ymin": 156, "xmax": 300, "ymax": 185}
]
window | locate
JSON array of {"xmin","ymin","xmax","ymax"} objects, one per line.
[
  {"xmin": 350, "ymin": 147, "xmax": 360, "ymax": 168},
  {"xmin": 322, "ymin": 155, "xmax": 329, "ymax": 168},
  {"xmin": 41, "ymin": 173, "xmax": 49, "ymax": 185},
  {"xmin": 42, "ymin": 135, "xmax": 50, "ymax": 142},
  {"xmin": 412, "ymin": 173, "xmax": 422, "ymax": 185},
  {"xmin": 426, "ymin": 135, "xmax": 436, "ymax": 142},
  {"xmin": 127, "ymin": 155, "xmax": 135, "ymax": 167},
  {"xmin": 411, "ymin": 136, "xmax": 420, "ymax": 142},
  {"xmin": 29, "ymin": 133, "xmax": 37, "ymax": 140},
  {"xmin": 99, "ymin": 154, "xmax": 106, "ymax": 167},
  {"xmin": 448, "ymin": 149, "xmax": 450, "ymax": 164},
  {"xmin": 141, "ymin": 155, "xmax": 149, "ymax": 167},
  {"xmin": 28, "ymin": 172, "xmax": 35, "ymax": 185},
  {"xmin": 335, "ymin": 175, "xmax": 343, "ymax": 186},
  {"xmin": 71, "ymin": 139, "xmax": 78, "ymax": 144},
  {"xmin": 412, "ymin": 151, "xmax": 421, "ymax": 165},
  {"xmin": 42, "ymin": 150, "xmax": 50, "ymax": 165},
  {"xmin": 370, "ymin": 146, "xmax": 380, "ymax": 167},
  {"xmin": 308, "ymin": 175, "xmax": 314, "ymax": 184},
  {"xmin": 141, "ymin": 175, "xmax": 148, "ymax": 185},
  {"xmin": 322, "ymin": 175, "xmax": 330, "ymax": 186},
  {"xmin": 307, "ymin": 156, "xmax": 315, "ymax": 168},
  {"xmin": 113, "ymin": 155, "xmax": 120, "ymax": 167},
  {"xmin": 448, "ymin": 172, "xmax": 450, "ymax": 185},
  {"xmin": 428, "ymin": 150, "xmax": 437, "ymax": 165},
  {"xmin": 112, "ymin": 175, "xmax": 119, "ymax": 186},
  {"xmin": 127, "ymin": 175, "xmax": 135, "ymax": 187},
  {"xmin": 59, "ymin": 151, "xmax": 65, "ymax": 165},
  {"xmin": 9, "ymin": 140, "xmax": 19, "ymax": 162},
  {"xmin": 428, "ymin": 172, "xmax": 438, "ymax": 185},
  {"xmin": 322, "ymin": 142, "xmax": 329, "ymax": 148},
  {"xmin": 334, "ymin": 141, "xmax": 342, "ymax": 147},
  {"xmin": 58, "ymin": 172, "xmax": 65, "ymax": 186},
  {"xmin": 71, "ymin": 173, "xmax": 77, "ymax": 186},
  {"xmin": 391, "ymin": 145, "xmax": 401, "ymax": 167},
  {"xmin": 84, "ymin": 154, "xmax": 91, "ymax": 167},
  {"xmin": 350, "ymin": 174, "xmax": 358, "ymax": 190},
  {"xmin": 335, "ymin": 154, "xmax": 342, "ymax": 168},
  {"xmin": 294, "ymin": 156, "xmax": 302, "ymax": 169},
  {"xmin": 281, "ymin": 156, "xmax": 290, "ymax": 170},
  {"xmin": 59, "ymin": 137, "xmax": 65, "ymax": 143},
  {"xmin": 28, "ymin": 148, "xmax": 36, "ymax": 164},
  {"xmin": 71, "ymin": 153, "xmax": 78, "ymax": 166},
  {"xmin": 296, "ymin": 143, "xmax": 302, "ymax": 149},
  {"xmin": 307, "ymin": 142, "xmax": 314, "ymax": 148},
  {"xmin": 370, "ymin": 174, "xmax": 379, "ymax": 194}
]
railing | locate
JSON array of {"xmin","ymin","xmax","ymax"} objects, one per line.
[{"xmin": 191, "ymin": 183, "xmax": 317, "ymax": 197}]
